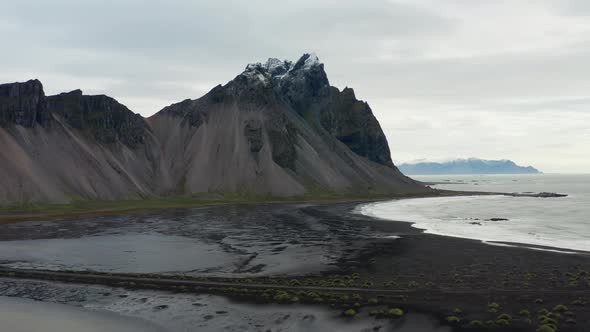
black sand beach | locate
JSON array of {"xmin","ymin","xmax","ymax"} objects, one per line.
[{"xmin": 0, "ymin": 202, "xmax": 588, "ymax": 331}]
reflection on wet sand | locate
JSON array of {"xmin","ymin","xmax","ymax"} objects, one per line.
[
  {"xmin": 0, "ymin": 278, "xmax": 451, "ymax": 332},
  {"xmin": 0, "ymin": 296, "xmax": 164, "ymax": 332},
  {"xmin": 0, "ymin": 204, "xmax": 390, "ymax": 276}
]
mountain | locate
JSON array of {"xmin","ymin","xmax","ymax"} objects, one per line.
[
  {"xmin": 0, "ymin": 80, "xmax": 171, "ymax": 204},
  {"xmin": 398, "ymin": 158, "xmax": 541, "ymax": 175},
  {"xmin": 0, "ymin": 54, "xmax": 425, "ymax": 204}
]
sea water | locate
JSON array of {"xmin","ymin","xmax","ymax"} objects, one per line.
[{"xmin": 359, "ymin": 174, "xmax": 590, "ymax": 252}]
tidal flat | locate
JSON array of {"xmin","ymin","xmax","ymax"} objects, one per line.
[
  {"xmin": 0, "ymin": 204, "xmax": 386, "ymax": 276},
  {"xmin": 0, "ymin": 202, "xmax": 588, "ymax": 331},
  {"xmin": 0, "ymin": 278, "xmax": 449, "ymax": 332}
]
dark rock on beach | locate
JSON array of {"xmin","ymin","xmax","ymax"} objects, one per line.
[
  {"xmin": 537, "ymin": 192, "xmax": 568, "ymax": 198},
  {"xmin": 508, "ymin": 192, "xmax": 568, "ymax": 198}
]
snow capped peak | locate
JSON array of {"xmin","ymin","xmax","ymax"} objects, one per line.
[
  {"xmin": 263, "ymin": 58, "xmax": 284, "ymax": 71},
  {"xmin": 302, "ymin": 53, "xmax": 320, "ymax": 69},
  {"xmin": 289, "ymin": 53, "xmax": 322, "ymax": 72},
  {"xmin": 240, "ymin": 53, "xmax": 324, "ymax": 86},
  {"xmin": 244, "ymin": 53, "xmax": 321, "ymax": 76},
  {"xmin": 245, "ymin": 62, "xmax": 262, "ymax": 71},
  {"xmin": 263, "ymin": 58, "xmax": 293, "ymax": 78},
  {"xmin": 241, "ymin": 63, "xmax": 270, "ymax": 85}
]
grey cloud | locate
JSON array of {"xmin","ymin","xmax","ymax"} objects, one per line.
[
  {"xmin": 340, "ymin": 44, "xmax": 590, "ymax": 106},
  {"xmin": 556, "ymin": 0, "xmax": 590, "ymax": 16},
  {"xmin": 0, "ymin": 0, "xmax": 588, "ymax": 172}
]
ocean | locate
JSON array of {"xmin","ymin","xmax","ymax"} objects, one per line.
[{"xmin": 359, "ymin": 174, "xmax": 590, "ymax": 253}]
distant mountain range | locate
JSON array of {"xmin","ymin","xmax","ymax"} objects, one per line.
[
  {"xmin": 0, "ymin": 54, "xmax": 425, "ymax": 204},
  {"xmin": 398, "ymin": 159, "xmax": 541, "ymax": 175}
]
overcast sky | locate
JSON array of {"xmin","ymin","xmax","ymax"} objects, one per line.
[{"xmin": 2, "ymin": 0, "xmax": 589, "ymax": 173}]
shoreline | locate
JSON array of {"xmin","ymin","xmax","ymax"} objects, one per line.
[
  {"xmin": 0, "ymin": 198, "xmax": 587, "ymax": 330},
  {"xmin": 341, "ymin": 202, "xmax": 590, "ymax": 331},
  {"xmin": 0, "ymin": 190, "xmax": 456, "ymax": 224},
  {"xmin": 482, "ymin": 241, "xmax": 590, "ymax": 255},
  {"xmin": 368, "ymin": 214, "xmax": 590, "ymax": 256},
  {"xmin": 0, "ymin": 188, "xmax": 564, "ymax": 225},
  {"xmin": 356, "ymin": 193, "xmax": 587, "ymax": 255}
]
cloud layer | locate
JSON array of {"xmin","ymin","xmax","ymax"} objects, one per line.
[{"xmin": 1, "ymin": 0, "xmax": 588, "ymax": 172}]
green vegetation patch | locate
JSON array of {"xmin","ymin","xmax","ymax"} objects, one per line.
[
  {"xmin": 519, "ymin": 309, "xmax": 530, "ymax": 316},
  {"xmin": 536, "ymin": 325, "xmax": 556, "ymax": 332},
  {"xmin": 0, "ymin": 191, "xmax": 435, "ymax": 224},
  {"xmin": 343, "ymin": 309, "xmax": 357, "ymax": 317},
  {"xmin": 387, "ymin": 308, "xmax": 404, "ymax": 318}
]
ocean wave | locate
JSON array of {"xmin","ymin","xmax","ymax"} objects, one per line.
[{"xmin": 357, "ymin": 195, "xmax": 590, "ymax": 253}]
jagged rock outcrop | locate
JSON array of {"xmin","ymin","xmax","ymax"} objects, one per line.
[
  {"xmin": 0, "ymin": 54, "xmax": 426, "ymax": 203},
  {"xmin": 47, "ymin": 90, "xmax": 147, "ymax": 148},
  {"xmin": 321, "ymin": 87, "xmax": 394, "ymax": 167},
  {"xmin": 0, "ymin": 80, "xmax": 49, "ymax": 127},
  {"xmin": 244, "ymin": 54, "xmax": 393, "ymax": 167}
]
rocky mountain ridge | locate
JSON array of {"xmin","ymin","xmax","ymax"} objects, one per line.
[
  {"xmin": 0, "ymin": 54, "xmax": 425, "ymax": 204},
  {"xmin": 0, "ymin": 79, "xmax": 49, "ymax": 127}
]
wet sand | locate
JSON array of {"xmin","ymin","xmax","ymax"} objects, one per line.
[
  {"xmin": 0, "ymin": 202, "xmax": 588, "ymax": 331},
  {"xmin": 0, "ymin": 278, "xmax": 450, "ymax": 332},
  {"xmin": 0, "ymin": 204, "xmax": 387, "ymax": 276},
  {"xmin": 0, "ymin": 296, "xmax": 163, "ymax": 332}
]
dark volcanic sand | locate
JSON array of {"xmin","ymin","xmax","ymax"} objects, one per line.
[
  {"xmin": 0, "ymin": 295, "xmax": 164, "ymax": 332},
  {"xmin": 0, "ymin": 202, "xmax": 588, "ymax": 331},
  {"xmin": 0, "ymin": 278, "xmax": 449, "ymax": 332},
  {"xmin": 0, "ymin": 204, "xmax": 394, "ymax": 276},
  {"xmin": 317, "ymin": 204, "xmax": 590, "ymax": 331}
]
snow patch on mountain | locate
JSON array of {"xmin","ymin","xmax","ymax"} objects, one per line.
[
  {"xmin": 302, "ymin": 52, "xmax": 320, "ymax": 69},
  {"xmin": 244, "ymin": 53, "xmax": 322, "ymax": 81}
]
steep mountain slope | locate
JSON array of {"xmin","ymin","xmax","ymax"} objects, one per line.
[
  {"xmin": 0, "ymin": 54, "xmax": 425, "ymax": 204},
  {"xmin": 0, "ymin": 80, "xmax": 171, "ymax": 204},
  {"xmin": 269, "ymin": 54, "xmax": 394, "ymax": 167},
  {"xmin": 148, "ymin": 54, "xmax": 421, "ymax": 196}
]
